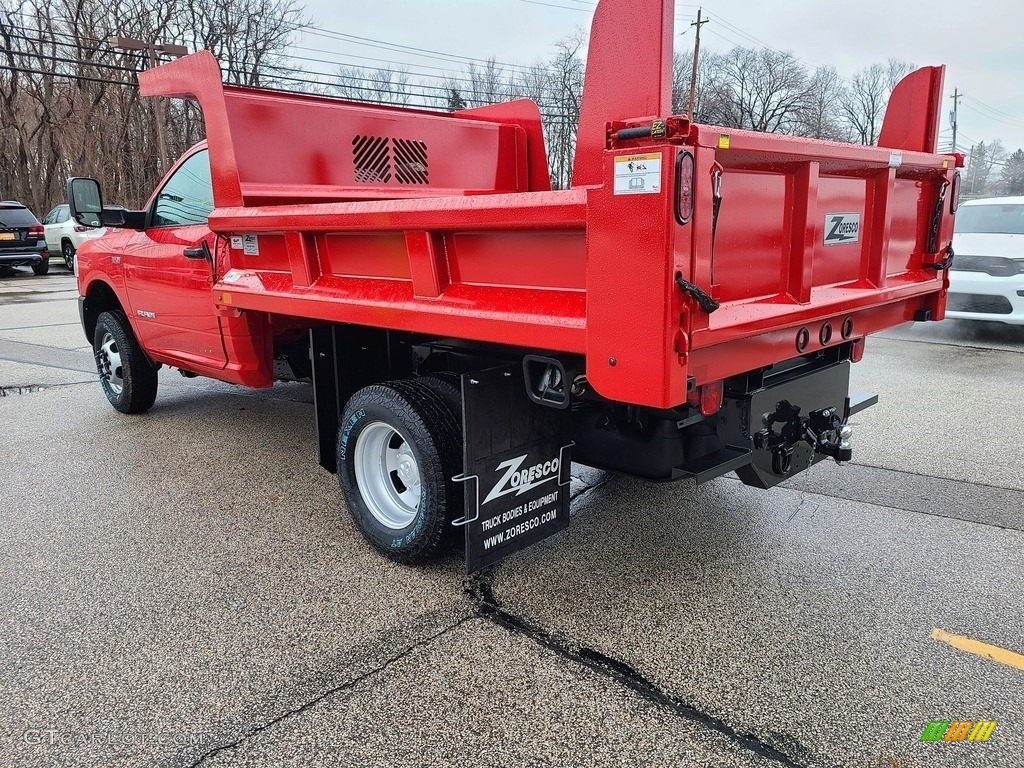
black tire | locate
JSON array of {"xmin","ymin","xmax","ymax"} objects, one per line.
[
  {"xmin": 61, "ymin": 240, "xmax": 76, "ymax": 271},
  {"xmin": 31, "ymin": 258, "xmax": 49, "ymax": 276},
  {"xmin": 337, "ymin": 380, "xmax": 463, "ymax": 564},
  {"xmin": 93, "ymin": 311, "xmax": 158, "ymax": 414},
  {"xmin": 418, "ymin": 372, "xmax": 463, "ymax": 424}
]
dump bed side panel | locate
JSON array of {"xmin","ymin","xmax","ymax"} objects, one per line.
[
  {"xmin": 207, "ymin": 192, "xmax": 591, "ymax": 355},
  {"xmin": 139, "ymin": 52, "xmax": 547, "ymax": 206}
]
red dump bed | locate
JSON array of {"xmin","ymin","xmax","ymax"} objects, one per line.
[{"xmin": 138, "ymin": 0, "xmax": 955, "ymax": 410}]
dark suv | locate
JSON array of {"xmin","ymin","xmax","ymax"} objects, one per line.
[{"xmin": 0, "ymin": 201, "xmax": 49, "ymax": 275}]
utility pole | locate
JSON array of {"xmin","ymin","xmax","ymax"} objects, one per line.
[
  {"xmin": 688, "ymin": 9, "xmax": 709, "ymax": 119},
  {"xmin": 107, "ymin": 36, "xmax": 189, "ymax": 174},
  {"xmin": 949, "ymin": 88, "xmax": 962, "ymax": 153}
]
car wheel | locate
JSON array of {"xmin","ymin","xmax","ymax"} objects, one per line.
[
  {"xmin": 93, "ymin": 311, "xmax": 158, "ymax": 414},
  {"xmin": 61, "ymin": 240, "xmax": 76, "ymax": 271},
  {"xmin": 31, "ymin": 258, "xmax": 49, "ymax": 276},
  {"xmin": 337, "ymin": 380, "xmax": 463, "ymax": 563}
]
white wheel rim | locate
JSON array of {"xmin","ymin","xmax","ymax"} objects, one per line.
[{"xmin": 353, "ymin": 421, "xmax": 421, "ymax": 529}]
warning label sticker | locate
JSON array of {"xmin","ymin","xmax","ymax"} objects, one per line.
[{"xmin": 613, "ymin": 153, "xmax": 662, "ymax": 195}]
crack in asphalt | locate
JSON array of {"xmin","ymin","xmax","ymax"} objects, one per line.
[
  {"xmin": 184, "ymin": 615, "xmax": 475, "ymax": 768},
  {"xmin": 569, "ymin": 473, "xmax": 615, "ymax": 504},
  {"xmin": 466, "ymin": 577, "xmax": 810, "ymax": 768},
  {"xmin": 0, "ymin": 385, "xmax": 45, "ymax": 396}
]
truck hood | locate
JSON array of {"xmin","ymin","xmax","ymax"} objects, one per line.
[{"xmin": 952, "ymin": 232, "xmax": 1024, "ymax": 258}]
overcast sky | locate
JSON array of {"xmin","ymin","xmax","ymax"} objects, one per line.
[{"xmin": 295, "ymin": 0, "xmax": 1024, "ymax": 156}]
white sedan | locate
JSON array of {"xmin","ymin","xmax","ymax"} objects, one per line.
[
  {"xmin": 947, "ymin": 196, "xmax": 1024, "ymax": 325},
  {"xmin": 41, "ymin": 204, "xmax": 106, "ymax": 271}
]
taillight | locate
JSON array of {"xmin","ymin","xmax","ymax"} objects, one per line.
[
  {"xmin": 850, "ymin": 338, "xmax": 866, "ymax": 363},
  {"xmin": 29, "ymin": 225, "xmax": 44, "ymax": 237},
  {"xmin": 699, "ymin": 380, "xmax": 724, "ymax": 416},
  {"xmin": 675, "ymin": 151, "xmax": 695, "ymax": 224},
  {"xmin": 73, "ymin": 225, "xmax": 90, "ymax": 233}
]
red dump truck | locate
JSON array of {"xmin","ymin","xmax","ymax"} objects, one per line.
[{"xmin": 69, "ymin": 0, "xmax": 960, "ymax": 571}]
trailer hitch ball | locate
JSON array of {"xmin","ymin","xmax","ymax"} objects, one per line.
[
  {"xmin": 836, "ymin": 424, "xmax": 853, "ymax": 465},
  {"xmin": 755, "ymin": 399, "xmax": 854, "ymax": 474}
]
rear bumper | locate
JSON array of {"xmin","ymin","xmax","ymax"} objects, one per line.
[
  {"xmin": 0, "ymin": 244, "xmax": 48, "ymax": 267},
  {"xmin": 946, "ymin": 271, "xmax": 1024, "ymax": 325}
]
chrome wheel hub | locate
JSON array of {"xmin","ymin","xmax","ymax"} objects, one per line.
[{"xmin": 96, "ymin": 332, "xmax": 124, "ymax": 395}]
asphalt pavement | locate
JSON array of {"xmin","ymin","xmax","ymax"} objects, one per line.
[{"xmin": 1, "ymin": 266, "xmax": 1022, "ymax": 768}]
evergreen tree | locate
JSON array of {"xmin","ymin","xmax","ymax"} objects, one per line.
[{"xmin": 997, "ymin": 149, "xmax": 1024, "ymax": 196}]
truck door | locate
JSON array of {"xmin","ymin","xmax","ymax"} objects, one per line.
[{"xmin": 121, "ymin": 148, "xmax": 228, "ymax": 371}]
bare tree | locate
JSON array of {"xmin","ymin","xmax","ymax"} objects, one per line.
[
  {"xmin": 542, "ymin": 33, "xmax": 585, "ymax": 189},
  {"xmin": 174, "ymin": 0, "xmax": 306, "ymax": 88},
  {"xmin": 699, "ymin": 47, "xmax": 812, "ymax": 134},
  {"xmin": 0, "ymin": 0, "xmax": 305, "ymax": 213},
  {"xmin": 334, "ymin": 66, "xmax": 415, "ymax": 106},
  {"xmin": 797, "ymin": 66, "xmax": 849, "ymax": 141},
  {"xmin": 963, "ymin": 140, "xmax": 1007, "ymax": 197},
  {"xmin": 674, "ymin": 47, "xmax": 725, "ymax": 126},
  {"xmin": 840, "ymin": 58, "xmax": 912, "ymax": 145}
]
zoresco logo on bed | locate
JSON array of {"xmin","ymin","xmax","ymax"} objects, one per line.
[{"xmin": 824, "ymin": 213, "xmax": 861, "ymax": 245}]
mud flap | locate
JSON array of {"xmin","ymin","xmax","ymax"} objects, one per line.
[{"xmin": 454, "ymin": 365, "xmax": 573, "ymax": 573}]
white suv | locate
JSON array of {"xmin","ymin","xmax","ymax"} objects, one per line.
[
  {"xmin": 42, "ymin": 204, "xmax": 106, "ymax": 271},
  {"xmin": 947, "ymin": 196, "xmax": 1024, "ymax": 325}
]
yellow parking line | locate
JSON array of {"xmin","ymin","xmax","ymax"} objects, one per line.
[{"xmin": 931, "ymin": 628, "xmax": 1024, "ymax": 672}]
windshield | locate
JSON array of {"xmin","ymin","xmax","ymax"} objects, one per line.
[{"xmin": 954, "ymin": 202, "xmax": 1024, "ymax": 235}]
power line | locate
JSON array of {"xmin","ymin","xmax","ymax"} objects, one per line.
[
  {"xmin": 0, "ymin": 62, "xmax": 134, "ymax": 86},
  {"xmin": 299, "ymin": 28, "xmax": 535, "ymax": 74},
  {"xmin": 962, "ymin": 94, "xmax": 1024, "ymax": 123},
  {"xmin": 961, "ymin": 95, "xmax": 1024, "ymax": 128},
  {"xmin": 0, "ymin": 33, "xmax": 142, "ymax": 75},
  {"xmin": 4, "ymin": 14, "xmax": 584, "ymax": 117}
]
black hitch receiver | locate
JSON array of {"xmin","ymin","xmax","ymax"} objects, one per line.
[
  {"xmin": 753, "ymin": 398, "xmax": 853, "ymax": 476},
  {"xmin": 725, "ymin": 360, "xmax": 875, "ymax": 489}
]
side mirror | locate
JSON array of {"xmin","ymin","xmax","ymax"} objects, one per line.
[
  {"xmin": 66, "ymin": 177, "xmax": 147, "ymax": 230},
  {"xmin": 67, "ymin": 177, "xmax": 103, "ymax": 228}
]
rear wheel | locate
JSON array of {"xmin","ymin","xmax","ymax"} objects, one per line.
[
  {"xmin": 418, "ymin": 372, "xmax": 463, "ymax": 424},
  {"xmin": 61, "ymin": 240, "xmax": 76, "ymax": 271},
  {"xmin": 93, "ymin": 311, "xmax": 158, "ymax": 413},
  {"xmin": 337, "ymin": 381, "xmax": 463, "ymax": 563},
  {"xmin": 31, "ymin": 258, "xmax": 49, "ymax": 276}
]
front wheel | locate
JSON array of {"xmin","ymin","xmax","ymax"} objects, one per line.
[
  {"xmin": 61, "ymin": 241, "xmax": 76, "ymax": 271},
  {"xmin": 93, "ymin": 311, "xmax": 158, "ymax": 413},
  {"xmin": 337, "ymin": 381, "xmax": 463, "ymax": 564}
]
